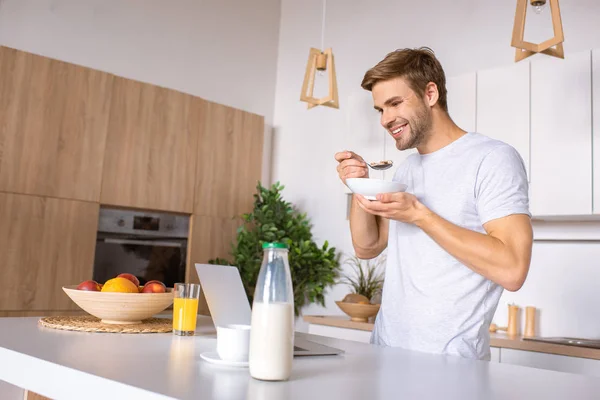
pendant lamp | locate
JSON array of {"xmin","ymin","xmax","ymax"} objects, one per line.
[
  {"xmin": 511, "ymin": 0, "xmax": 565, "ymax": 62},
  {"xmin": 299, "ymin": 0, "xmax": 339, "ymax": 109}
]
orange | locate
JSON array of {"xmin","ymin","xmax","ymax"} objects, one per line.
[{"xmin": 101, "ymin": 277, "xmax": 139, "ymax": 293}]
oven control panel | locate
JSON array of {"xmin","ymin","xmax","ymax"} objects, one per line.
[{"xmin": 97, "ymin": 208, "xmax": 189, "ymax": 238}]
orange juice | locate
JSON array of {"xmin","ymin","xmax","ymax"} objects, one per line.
[{"xmin": 173, "ymin": 297, "xmax": 199, "ymax": 333}]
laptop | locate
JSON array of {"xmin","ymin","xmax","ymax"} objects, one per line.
[{"xmin": 195, "ymin": 263, "xmax": 343, "ymax": 357}]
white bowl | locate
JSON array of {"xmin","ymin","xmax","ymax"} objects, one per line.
[{"xmin": 346, "ymin": 178, "xmax": 407, "ymax": 200}]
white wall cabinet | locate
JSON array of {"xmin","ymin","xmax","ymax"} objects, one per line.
[
  {"xmin": 306, "ymin": 323, "xmax": 600, "ymax": 377},
  {"xmin": 307, "ymin": 323, "xmax": 372, "ymax": 343},
  {"xmin": 446, "ymin": 72, "xmax": 477, "ymax": 133},
  {"xmin": 530, "ymin": 50, "xmax": 593, "ymax": 216},
  {"xmin": 501, "ymin": 348, "xmax": 600, "ymax": 378},
  {"xmin": 477, "ymin": 62, "xmax": 531, "ymax": 180},
  {"xmin": 593, "ymin": 49, "xmax": 600, "ymax": 214}
]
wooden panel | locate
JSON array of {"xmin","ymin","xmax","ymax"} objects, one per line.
[
  {"xmin": 530, "ymin": 50, "xmax": 592, "ymax": 216},
  {"xmin": 593, "ymin": 49, "xmax": 600, "ymax": 214},
  {"xmin": 477, "ymin": 62, "xmax": 530, "ymax": 179},
  {"xmin": 101, "ymin": 77, "xmax": 204, "ymax": 213},
  {"xmin": 186, "ymin": 214, "xmax": 242, "ymax": 315},
  {"xmin": 25, "ymin": 391, "xmax": 51, "ymax": 400},
  {"xmin": 0, "ymin": 46, "xmax": 113, "ymax": 202},
  {"xmin": 446, "ymin": 72, "xmax": 477, "ymax": 133},
  {"xmin": 194, "ymin": 102, "xmax": 264, "ymax": 218},
  {"xmin": 0, "ymin": 193, "xmax": 99, "ymax": 311}
]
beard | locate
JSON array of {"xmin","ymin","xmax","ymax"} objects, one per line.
[{"xmin": 395, "ymin": 103, "xmax": 432, "ymax": 151}]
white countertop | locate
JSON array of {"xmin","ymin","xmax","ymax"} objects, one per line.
[{"xmin": 2, "ymin": 317, "xmax": 600, "ymax": 399}]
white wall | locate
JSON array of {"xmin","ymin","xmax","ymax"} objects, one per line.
[
  {"xmin": 0, "ymin": 0, "xmax": 281, "ymax": 184},
  {"xmin": 273, "ymin": 0, "xmax": 600, "ymax": 335}
]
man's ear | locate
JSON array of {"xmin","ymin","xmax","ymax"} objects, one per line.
[{"xmin": 424, "ymin": 82, "xmax": 439, "ymax": 107}]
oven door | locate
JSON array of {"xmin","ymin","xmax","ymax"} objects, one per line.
[{"xmin": 93, "ymin": 235, "xmax": 187, "ymax": 288}]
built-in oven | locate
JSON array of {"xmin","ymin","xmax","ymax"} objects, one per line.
[{"xmin": 93, "ymin": 207, "xmax": 190, "ymax": 288}]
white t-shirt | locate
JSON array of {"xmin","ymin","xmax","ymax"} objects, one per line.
[{"xmin": 370, "ymin": 132, "xmax": 531, "ymax": 360}]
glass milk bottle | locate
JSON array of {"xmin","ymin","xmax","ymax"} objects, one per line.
[{"xmin": 249, "ymin": 242, "xmax": 294, "ymax": 381}]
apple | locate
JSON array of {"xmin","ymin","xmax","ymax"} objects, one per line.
[
  {"xmin": 117, "ymin": 273, "xmax": 140, "ymax": 287},
  {"xmin": 76, "ymin": 280, "xmax": 101, "ymax": 291},
  {"xmin": 141, "ymin": 280, "xmax": 166, "ymax": 293}
]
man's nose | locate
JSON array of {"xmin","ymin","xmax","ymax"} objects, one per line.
[{"xmin": 381, "ymin": 111, "xmax": 395, "ymax": 128}]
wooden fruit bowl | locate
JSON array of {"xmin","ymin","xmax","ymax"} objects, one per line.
[
  {"xmin": 335, "ymin": 301, "xmax": 380, "ymax": 323},
  {"xmin": 63, "ymin": 286, "xmax": 174, "ymax": 325}
]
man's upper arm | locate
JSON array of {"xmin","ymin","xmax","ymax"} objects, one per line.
[
  {"xmin": 476, "ymin": 144, "xmax": 533, "ymax": 288},
  {"xmin": 484, "ymin": 214, "xmax": 533, "ymax": 273}
]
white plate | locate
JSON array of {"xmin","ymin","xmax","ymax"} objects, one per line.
[{"xmin": 200, "ymin": 351, "xmax": 249, "ymax": 368}]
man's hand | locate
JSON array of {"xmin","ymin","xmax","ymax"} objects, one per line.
[
  {"xmin": 354, "ymin": 192, "xmax": 432, "ymax": 225},
  {"xmin": 335, "ymin": 151, "xmax": 369, "ymax": 184}
]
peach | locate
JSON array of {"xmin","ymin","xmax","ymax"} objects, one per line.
[
  {"xmin": 117, "ymin": 273, "xmax": 140, "ymax": 287},
  {"xmin": 77, "ymin": 280, "xmax": 101, "ymax": 291},
  {"xmin": 142, "ymin": 280, "xmax": 166, "ymax": 293}
]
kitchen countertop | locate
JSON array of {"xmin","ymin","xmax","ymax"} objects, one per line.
[
  {"xmin": 303, "ymin": 315, "xmax": 600, "ymax": 361},
  {"xmin": 3, "ymin": 317, "xmax": 600, "ymax": 399}
]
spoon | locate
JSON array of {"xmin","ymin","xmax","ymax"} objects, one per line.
[{"xmin": 368, "ymin": 160, "xmax": 394, "ymax": 171}]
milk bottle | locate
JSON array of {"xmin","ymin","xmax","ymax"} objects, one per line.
[{"xmin": 249, "ymin": 242, "xmax": 294, "ymax": 381}]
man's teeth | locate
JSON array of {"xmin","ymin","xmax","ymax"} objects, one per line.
[{"xmin": 392, "ymin": 125, "xmax": 406, "ymax": 134}]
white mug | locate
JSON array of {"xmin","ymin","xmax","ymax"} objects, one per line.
[{"xmin": 217, "ymin": 324, "xmax": 251, "ymax": 362}]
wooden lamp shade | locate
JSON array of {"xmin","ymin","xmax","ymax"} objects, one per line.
[
  {"xmin": 511, "ymin": 0, "xmax": 565, "ymax": 62},
  {"xmin": 300, "ymin": 47, "xmax": 339, "ymax": 109}
]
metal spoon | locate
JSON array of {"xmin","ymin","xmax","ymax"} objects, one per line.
[{"xmin": 368, "ymin": 160, "xmax": 394, "ymax": 171}]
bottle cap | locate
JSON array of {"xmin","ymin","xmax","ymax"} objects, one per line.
[{"xmin": 262, "ymin": 242, "xmax": 288, "ymax": 249}]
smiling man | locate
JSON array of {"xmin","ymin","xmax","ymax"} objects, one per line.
[{"xmin": 334, "ymin": 47, "xmax": 533, "ymax": 360}]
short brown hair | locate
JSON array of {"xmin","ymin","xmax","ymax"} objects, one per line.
[{"xmin": 361, "ymin": 47, "xmax": 448, "ymax": 112}]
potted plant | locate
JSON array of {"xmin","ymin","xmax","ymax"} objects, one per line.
[
  {"xmin": 336, "ymin": 254, "xmax": 385, "ymax": 322},
  {"xmin": 209, "ymin": 182, "xmax": 340, "ymax": 316}
]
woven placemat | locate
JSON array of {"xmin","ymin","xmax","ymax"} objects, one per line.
[{"xmin": 39, "ymin": 316, "xmax": 173, "ymax": 334}]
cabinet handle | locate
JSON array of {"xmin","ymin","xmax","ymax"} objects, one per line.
[{"xmin": 103, "ymin": 238, "xmax": 183, "ymax": 248}]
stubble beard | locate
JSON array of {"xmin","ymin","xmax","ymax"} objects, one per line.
[{"xmin": 395, "ymin": 104, "xmax": 433, "ymax": 151}]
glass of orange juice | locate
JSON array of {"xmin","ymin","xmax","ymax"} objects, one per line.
[{"xmin": 173, "ymin": 283, "xmax": 201, "ymax": 336}]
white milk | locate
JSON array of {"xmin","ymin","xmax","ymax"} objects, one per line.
[{"xmin": 249, "ymin": 301, "xmax": 294, "ymax": 381}]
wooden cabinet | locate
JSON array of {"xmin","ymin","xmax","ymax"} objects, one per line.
[
  {"xmin": 194, "ymin": 102, "xmax": 264, "ymax": 218},
  {"xmin": 0, "ymin": 193, "xmax": 99, "ymax": 311},
  {"xmin": 593, "ymin": 49, "xmax": 600, "ymax": 214},
  {"xmin": 0, "ymin": 46, "xmax": 113, "ymax": 202},
  {"xmin": 186, "ymin": 214, "xmax": 242, "ymax": 315},
  {"xmin": 477, "ymin": 62, "xmax": 531, "ymax": 179},
  {"xmin": 100, "ymin": 77, "xmax": 204, "ymax": 213},
  {"xmin": 530, "ymin": 50, "xmax": 593, "ymax": 216},
  {"xmin": 446, "ymin": 72, "xmax": 477, "ymax": 133}
]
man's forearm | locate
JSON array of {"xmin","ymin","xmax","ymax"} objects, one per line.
[
  {"xmin": 414, "ymin": 211, "xmax": 532, "ymax": 291},
  {"xmin": 349, "ymin": 195, "xmax": 385, "ymax": 258}
]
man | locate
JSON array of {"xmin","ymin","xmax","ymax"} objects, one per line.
[{"xmin": 335, "ymin": 47, "xmax": 533, "ymax": 360}]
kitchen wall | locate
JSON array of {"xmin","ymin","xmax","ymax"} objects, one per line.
[
  {"xmin": 272, "ymin": 0, "xmax": 600, "ymax": 335},
  {"xmin": 0, "ymin": 0, "xmax": 281, "ymax": 184}
]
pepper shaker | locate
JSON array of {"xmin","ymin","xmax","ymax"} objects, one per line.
[
  {"xmin": 507, "ymin": 304, "xmax": 520, "ymax": 336},
  {"xmin": 524, "ymin": 306, "xmax": 536, "ymax": 338}
]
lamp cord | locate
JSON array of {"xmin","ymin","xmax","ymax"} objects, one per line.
[{"xmin": 320, "ymin": 0, "xmax": 326, "ymax": 50}]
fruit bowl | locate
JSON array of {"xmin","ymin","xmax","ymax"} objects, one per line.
[
  {"xmin": 335, "ymin": 301, "xmax": 380, "ymax": 323},
  {"xmin": 345, "ymin": 178, "xmax": 407, "ymax": 200},
  {"xmin": 62, "ymin": 286, "xmax": 174, "ymax": 325}
]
